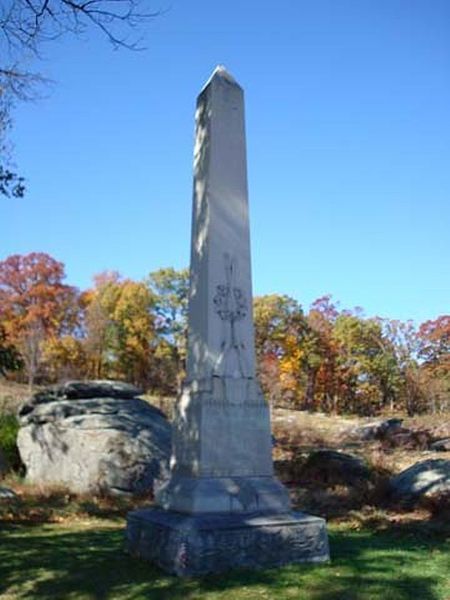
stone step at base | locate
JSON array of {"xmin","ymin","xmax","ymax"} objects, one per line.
[{"xmin": 125, "ymin": 508, "xmax": 329, "ymax": 576}]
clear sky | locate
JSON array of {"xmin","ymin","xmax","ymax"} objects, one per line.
[{"xmin": 2, "ymin": 0, "xmax": 449, "ymax": 324}]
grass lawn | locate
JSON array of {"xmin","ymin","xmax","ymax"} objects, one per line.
[{"xmin": 0, "ymin": 519, "xmax": 449, "ymax": 600}]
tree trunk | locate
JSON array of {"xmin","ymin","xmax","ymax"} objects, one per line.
[{"xmin": 304, "ymin": 368, "xmax": 316, "ymax": 411}]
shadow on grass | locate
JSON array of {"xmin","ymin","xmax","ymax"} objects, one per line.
[{"xmin": 0, "ymin": 522, "xmax": 449, "ymax": 600}]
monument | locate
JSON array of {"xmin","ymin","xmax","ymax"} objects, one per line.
[{"xmin": 126, "ymin": 66, "xmax": 329, "ymax": 575}]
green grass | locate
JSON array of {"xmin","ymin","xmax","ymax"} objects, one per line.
[{"xmin": 0, "ymin": 520, "xmax": 449, "ymax": 600}]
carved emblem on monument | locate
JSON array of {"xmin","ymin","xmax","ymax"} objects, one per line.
[
  {"xmin": 213, "ymin": 254, "xmax": 248, "ymax": 322},
  {"xmin": 213, "ymin": 254, "xmax": 250, "ymax": 377}
]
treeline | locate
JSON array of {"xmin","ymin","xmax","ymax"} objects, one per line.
[{"xmin": 0, "ymin": 252, "xmax": 449, "ymax": 416}]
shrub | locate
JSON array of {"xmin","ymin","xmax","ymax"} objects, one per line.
[{"xmin": 0, "ymin": 414, "xmax": 22, "ymax": 473}]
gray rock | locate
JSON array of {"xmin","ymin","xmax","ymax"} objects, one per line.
[
  {"xmin": 389, "ymin": 459, "xmax": 450, "ymax": 503},
  {"xmin": 0, "ymin": 487, "xmax": 17, "ymax": 500},
  {"xmin": 59, "ymin": 380, "xmax": 143, "ymax": 399},
  {"xmin": 302, "ymin": 450, "xmax": 371, "ymax": 486},
  {"xmin": 430, "ymin": 438, "xmax": 450, "ymax": 452},
  {"xmin": 20, "ymin": 381, "xmax": 142, "ymax": 417},
  {"xmin": 352, "ymin": 418, "xmax": 404, "ymax": 441},
  {"xmin": 17, "ymin": 382, "xmax": 171, "ymax": 495}
]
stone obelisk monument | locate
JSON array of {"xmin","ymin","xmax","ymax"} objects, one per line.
[{"xmin": 126, "ymin": 66, "xmax": 329, "ymax": 575}]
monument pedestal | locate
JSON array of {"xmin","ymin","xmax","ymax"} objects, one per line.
[
  {"xmin": 126, "ymin": 508, "xmax": 329, "ymax": 576},
  {"xmin": 157, "ymin": 475, "xmax": 290, "ymax": 514}
]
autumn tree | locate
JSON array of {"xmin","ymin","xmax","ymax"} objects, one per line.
[
  {"xmin": 82, "ymin": 271, "xmax": 122, "ymax": 379},
  {"xmin": 380, "ymin": 319, "xmax": 425, "ymax": 414},
  {"xmin": 82, "ymin": 272, "xmax": 156, "ymax": 387},
  {"xmin": 0, "ymin": 252, "xmax": 79, "ymax": 386},
  {"xmin": 418, "ymin": 316, "xmax": 450, "ymax": 413},
  {"xmin": 0, "ymin": 323, "xmax": 23, "ymax": 375},
  {"xmin": 112, "ymin": 279, "xmax": 156, "ymax": 386},
  {"xmin": 253, "ymin": 294, "xmax": 308, "ymax": 406},
  {"xmin": 42, "ymin": 334, "xmax": 87, "ymax": 381},
  {"xmin": 302, "ymin": 296, "xmax": 340, "ymax": 412}
]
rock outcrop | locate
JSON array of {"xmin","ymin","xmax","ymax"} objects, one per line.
[
  {"xmin": 389, "ymin": 459, "xmax": 450, "ymax": 504},
  {"xmin": 301, "ymin": 450, "xmax": 371, "ymax": 486},
  {"xmin": 17, "ymin": 380, "xmax": 171, "ymax": 495},
  {"xmin": 352, "ymin": 418, "xmax": 404, "ymax": 441}
]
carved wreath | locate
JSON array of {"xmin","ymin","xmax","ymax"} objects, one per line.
[{"xmin": 213, "ymin": 284, "xmax": 248, "ymax": 322}]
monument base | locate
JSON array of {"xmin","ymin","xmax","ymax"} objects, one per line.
[
  {"xmin": 125, "ymin": 508, "xmax": 330, "ymax": 576},
  {"xmin": 156, "ymin": 475, "xmax": 291, "ymax": 513}
]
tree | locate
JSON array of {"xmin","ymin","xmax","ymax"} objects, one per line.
[
  {"xmin": 418, "ymin": 316, "xmax": 450, "ymax": 413},
  {"xmin": 0, "ymin": 252, "xmax": 79, "ymax": 386},
  {"xmin": 304, "ymin": 296, "xmax": 340, "ymax": 412},
  {"xmin": 112, "ymin": 279, "xmax": 156, "ymax": 386},
  {"xmin": 1, "ymin": 0, "xmax": 159, "ymax": 53},
  {"xmin": 380, "ymin": 319, "xmax": 424, "ymax": 414},
  {"xmin": 147, "ymin": 268, "xmax": 189, "ymax": 345},
  {"xmin": 0, "ymin": 323, "xmax": 23, "ymax": 375},
  {"xmin": 42, "ymin": 334, "xmax": 87, "ymax": 381},
  {"xmin": 331, "ymin": 314, "xmax": 401, "ymax": 415},
  {"xmin": 1, "ymin": 0, "xmax": 159, "ymax": 197},
  {"xmin": 82, "ymin": 272, "xmax": 157, "ymax": 387},
  {"xmin": 0, "ymin": 69, "xmax": 28, "ymax": 198},
  {"xmin": 147, "ymin": 267, "xmax": 189, "ymax": 386},
  {"xmin": 82, "ymin": 271, "xmax": 122, "ymax": 378},
  {"xmin": 253, "ymin": 294, "xmax": 306, "ymax": 406}
]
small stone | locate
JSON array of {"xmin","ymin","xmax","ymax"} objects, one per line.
[
  {"xmin": 0, "ymin": 487, "xmax": 17, "ymax": 500},
  {"xmin": 352, "ymin": 418, "xmax": 404, "ymax": 441},
  {"xmin": 430, "ymin": 438, "xmax": 450, "ymax": 452}
]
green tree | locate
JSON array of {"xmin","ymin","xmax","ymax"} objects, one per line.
[
  {"xmin": 147, "ymin": 267, "xmax": 189, "ymax": 390},
  {"xmin": 332, "ymin": 314, "xmax": 401, "ymax": 414}
]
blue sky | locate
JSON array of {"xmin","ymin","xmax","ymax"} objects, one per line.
[{"xmin": 2, "ymin": 0, "xmax": 449, "ymax": 324}]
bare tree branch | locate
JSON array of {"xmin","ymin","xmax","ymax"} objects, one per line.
[
  {"xmin": 1, "ymin": 0, "xmax": 161, "ymax": 53},
  {"xmin": 0, "ymin": 0, "xmax": 162, "ymax": 197}
]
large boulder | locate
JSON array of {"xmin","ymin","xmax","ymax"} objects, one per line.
[
  {"xmin": 389, "ymin": 459, "xmax": 450, "ymax": 504},
  {"xmin": 17, "ymin": 381, "xmax": 171, "ymax": 495}
]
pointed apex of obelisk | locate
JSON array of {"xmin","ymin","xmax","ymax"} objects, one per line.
[{"xmin": 201, "ymin": 65, "xmax": 242, "ymax": 92}]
